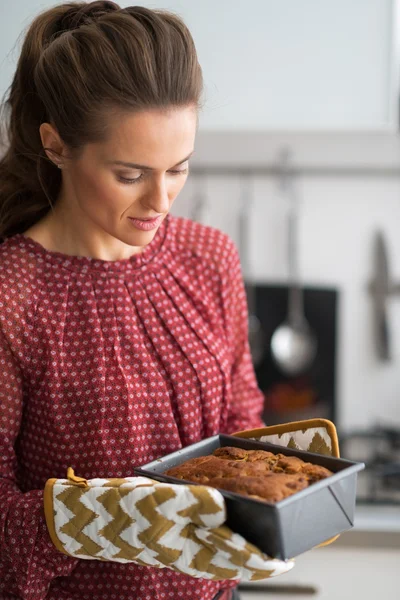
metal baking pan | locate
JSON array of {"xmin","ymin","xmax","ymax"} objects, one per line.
[{"xmin": 135, "ymin": 434, "xmax": 365, "ymax": 559}]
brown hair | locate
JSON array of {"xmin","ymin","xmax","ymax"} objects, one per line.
[{"xmin": 0, "ymin": 1, "xmax": 203, "ymax": 239}]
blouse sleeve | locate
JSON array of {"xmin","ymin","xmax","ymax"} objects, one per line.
[
  {"xmin": 220, "ymin": 237, "xmax": 265, "ymax": 433},
  {"xmin": 0, "ymin": 326, "xmax": 78, "ymax": 599}
]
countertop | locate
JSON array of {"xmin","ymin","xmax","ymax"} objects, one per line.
[{"xmin": 238, "ymin": 504, "xmax": 400, "ymax": 599}]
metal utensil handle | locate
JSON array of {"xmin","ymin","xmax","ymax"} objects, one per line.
[
  {"xmin": 370, "ymin": 231, "xmax": 391, "ymax": 361},
  {"xmin": 237, "ymin": 177, "xmax": 257, "ymax": 314},
  {"xmin": 190, "ymin": 176, "xmax": 208, "ymax": 223},
  {"xmin": 238, "ymin": 204, "xmax": 250, "ymax": 278},
  {"xmin": 285, "ymin": 169, "xmax": 305, "ymax": 328}
]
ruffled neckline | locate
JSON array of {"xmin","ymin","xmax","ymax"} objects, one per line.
[{"xmin": 9, "ymin": 214, "xmax": 170, "ymax": 274}]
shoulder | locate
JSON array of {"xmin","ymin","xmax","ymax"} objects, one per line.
[
  {"xmin": 167, "ymin": 215, "xmax": 239, "ymax": 275},
  {"xmin": 0, "ymin": 235, "xmax": 38, "ymax": 277},
  {"xmin": 0, "ymin": 236, "xmax": 41, "ymax": 310}
]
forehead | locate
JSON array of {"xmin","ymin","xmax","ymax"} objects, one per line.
[{"xmin": 92, "ymin": 107, "xmax": 197, "ymax": 166}]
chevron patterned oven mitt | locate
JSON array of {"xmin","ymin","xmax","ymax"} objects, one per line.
[
  {"xmin": 44, "ymin": 468, "xmax": 294, "ymax": 581},
  {"xmin": 233, "ymin": 418, "xmax": 341, "ymax": 548}
]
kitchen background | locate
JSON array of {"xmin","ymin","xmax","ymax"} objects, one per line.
[{"xmin": 1, "ymin": 0, "xmax": 399, "ymax": 598}]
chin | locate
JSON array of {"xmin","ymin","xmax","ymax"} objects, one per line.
[{"xmin": 119, "ymin": 225, "xmax": 159, "ymax": 249}]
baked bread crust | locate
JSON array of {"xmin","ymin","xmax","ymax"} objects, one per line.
[{"xmin": 165, "ymin": 446, "xmax": 333, "ymax": 503}]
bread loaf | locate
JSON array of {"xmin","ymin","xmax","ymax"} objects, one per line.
[{"xmin": 165, "ymin": 446, "xmax": 333, "ymax": 503}]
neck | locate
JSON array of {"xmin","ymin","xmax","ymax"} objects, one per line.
[{"xmin": 24, "ymin": 199, "xmax": 143, "ymax": 261}]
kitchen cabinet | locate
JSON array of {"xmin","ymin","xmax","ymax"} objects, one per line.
[
  {"xmin": 239, "ymin": 528, "xmax": 400, "ymax": 600},
  {"xmin": 130, "ymin": 0, "xmax": 399, "ymax": 131}
]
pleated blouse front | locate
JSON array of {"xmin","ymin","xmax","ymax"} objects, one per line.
[{"xmin": 0, "ymin": 215, "xmax": 264, "ymax": 600}]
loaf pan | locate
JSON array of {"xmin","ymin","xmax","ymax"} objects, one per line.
[{"xmin": 135, "ymin": 434, "xmax": 365, "ymax": 559}]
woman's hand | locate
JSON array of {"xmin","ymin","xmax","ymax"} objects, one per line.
[{"xmin": 44, "ymin": 469, "xmax": 294, "ymax": 581}]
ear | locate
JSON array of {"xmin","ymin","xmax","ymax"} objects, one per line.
[{"xmin": 40, "ymin": 123, "xmax": 66, "ymax": 168}]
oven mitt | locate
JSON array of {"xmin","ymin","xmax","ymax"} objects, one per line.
[
  {"xmin": 233, "ymin": 418, "xmax": 340, "ymax": 547},
  {"xmin": 44, "ymin": 468, "xmax": 294, "ymax": 581}
]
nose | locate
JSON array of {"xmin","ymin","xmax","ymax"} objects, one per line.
[{"xmin": 142, "ymin": 177, "xmax": 170, "ymax": 215}]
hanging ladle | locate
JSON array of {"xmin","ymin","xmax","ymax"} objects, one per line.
[{"xmin": 270, "ymin": 150, "xmax": 317, "ymax": 376}]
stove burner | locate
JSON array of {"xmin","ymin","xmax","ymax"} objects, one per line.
[
  {"xmin": 339, "ymin": 425, "xmax": 400, "ymax": 505},
  {"xmin": 377, "ymin": 463, "xmax": 400, "ymax": 491}
]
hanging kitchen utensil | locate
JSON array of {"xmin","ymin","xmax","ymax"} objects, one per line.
[
  {"xmin": 190, "ymin": 174, "xmax": 209, "ymax": 224},
  {"xmin": 270, "ymin": 149, "xmax": 317, "ymax": 377},
  {"xmin": 369, "ymin": 231, "xmax": 391, "ymax": 361},
  {"xmin": 237, "ymin": 175, "xmax": 265, "ymax": 367}
]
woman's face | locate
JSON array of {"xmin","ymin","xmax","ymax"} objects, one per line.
[{"xmin": 45, "ymin": 106, "xmax": 197, "ymax": 257}]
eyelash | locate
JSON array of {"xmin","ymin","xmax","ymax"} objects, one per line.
[{"xmin": 117, "ymin": 168, "xmax": 189, "ymax": 185}]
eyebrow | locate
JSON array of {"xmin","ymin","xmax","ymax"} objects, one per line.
[{"xmin": 109, "ymin": 151, "xmax": 194, "ymax": 171}]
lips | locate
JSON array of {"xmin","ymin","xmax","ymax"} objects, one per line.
[
  {"xmin": 128, "ymin": 215, "xmax": 163, "ymax": 231},
  {"xmin": 129, "ymin": 215, "xmax": 162, "ymax": 221}
]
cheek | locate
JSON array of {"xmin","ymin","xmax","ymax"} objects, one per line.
[{"xmin": 74, "ymin": 166, "xmax": 136, "ymax": 214}]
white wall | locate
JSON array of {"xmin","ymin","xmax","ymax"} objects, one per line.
[
  {"xmin": 0, "ymin": 1, "xmax": 56, "ymax": 101},
  {"xmin": 0, "ymin": 0, "xmax": 396, "ymax": 129}
]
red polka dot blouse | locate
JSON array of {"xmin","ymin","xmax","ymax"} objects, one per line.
[{"xmin": 0, "ymin": 215, "xmax": 264, "ymax": 600}]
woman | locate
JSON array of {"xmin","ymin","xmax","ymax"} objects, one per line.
[{"xmin": 0, "ymin": 2, "xmax": 293, "ymax": 599}]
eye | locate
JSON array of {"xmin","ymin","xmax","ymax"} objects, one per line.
[
  {"xmin": 116, "ymin": 164, "xmax": 189, "ymax": 185},
  {"xmin": 117, "ymin": 173, "xmax": 144, "ymax": 185},
  {"xmin": 168, "ymin": 168, "xmax": 188, "ymax": 176}
]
